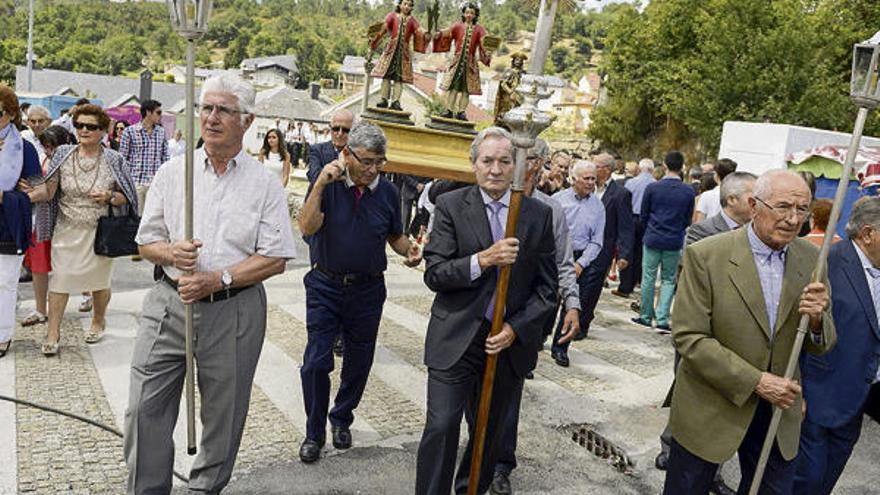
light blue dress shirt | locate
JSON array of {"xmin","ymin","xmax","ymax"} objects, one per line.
[
  {"xmin": 552, "ymin": 188, "xmax": 605, "ymax": 269},
  {"xmin": 624, "ymin": 172, "xmax": 655, "ymax": 214},
  {"xmin": 747, "ymin": 225, "xmax": 787, "ymax": 336}
]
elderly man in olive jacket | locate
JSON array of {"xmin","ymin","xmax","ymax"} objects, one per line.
[{"xmin": 663, "ymin": 170, "xmax": 836, "ymax": 495}]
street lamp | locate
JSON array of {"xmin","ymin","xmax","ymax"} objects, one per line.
[
  {"xmin": 749, "ymin": 29, "xmax": 880, "ymax": 495},
  {"xmin": 165, "ymin": 0, "xmax": 213, "ymax": 457}
]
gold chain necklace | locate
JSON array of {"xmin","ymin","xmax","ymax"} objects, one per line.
[{"xmin": 71, "ymin": 148, "xmax": 101, "ymax": 196}]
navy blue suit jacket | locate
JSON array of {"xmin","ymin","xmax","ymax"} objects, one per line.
[
  {"xmin": 802, "ymin": 240, "xmax": 880, "ymax": 428},
  {"xmin": 307, "ymin": 141, "xmax": 341, "ymax": 184},
  {"xmin": 597, "ymin": 179, "xmax": 634, "ymax": 266}
]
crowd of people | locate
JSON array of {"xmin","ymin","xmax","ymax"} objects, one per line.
[{"xmin": 1, "ymin": 71, "xmax": 879, "ymax": 495}]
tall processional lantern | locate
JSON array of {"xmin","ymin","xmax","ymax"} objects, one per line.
[{"xmin": 165, "ymin": 0, "xmax": 213, "ymax": 457}]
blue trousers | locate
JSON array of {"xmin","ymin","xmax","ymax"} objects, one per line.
[
  {"xmin": 551, "ymin": 250, "xmax": 609, "ymax": 353},
  {"xmin": 793, "ymin": 413, "xmax": 863, "ymax": 495},
  {"xmin": 663, "ymin": 400, "xmax": 796, "ymax": 495},
  {"xmin": 640, "ymin": 246, "xmax": 680, "ymax": 327},
  {"xmin": 301, "ymin": 269, "xmax": 386, "ymax": 443}
]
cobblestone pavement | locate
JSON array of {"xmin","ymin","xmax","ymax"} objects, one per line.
[{"xmin": 4, "ymin": 253, "xmax": 879, "ymax": 494}]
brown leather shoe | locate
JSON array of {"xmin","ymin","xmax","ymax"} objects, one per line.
[{"xmin": 611, "ymin": 290, "xmax": 630, "ymax": 298}]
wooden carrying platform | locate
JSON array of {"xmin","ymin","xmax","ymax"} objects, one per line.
[{"xmin": 366, "ymin": 119, "xmax": 477, "ymax": 183}]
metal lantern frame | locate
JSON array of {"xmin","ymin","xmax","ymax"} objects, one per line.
[{"xmin": 852, "ymin": 31, "xmax": 880, "ymax": 109}]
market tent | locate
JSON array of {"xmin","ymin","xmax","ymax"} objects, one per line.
[{"xmin": 787, "ymin": 145, "xmax": 880, "ymax": 238}]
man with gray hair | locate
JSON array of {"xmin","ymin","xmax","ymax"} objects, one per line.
[
  {"xmin": 298, "ymin": 121, "xmax": 422, "ymax": 463},
  {"xmin": 548, "ymin": 159, "xmax": 605, "ymax": 367},
  {"xmin": 685, "ymin": 171, "xmax": 757, "ymax": 245},
  {"xmin": 125, "ymin": 74, "xmax": 297, "ymax": 494},
  {"xmin": 491, "ymin": 138, "xmax": 581, "ymax": 494},
  {"xmin": 795, "ymin": 195, "xmax": 880, "ymax": 494},
  {"xmin": 415, "ymin": 126, "xmax": 557, "ymax": 494},
  {"xmin": 22, "ymin": 105, "xmax": 51, "ymax": 161}
]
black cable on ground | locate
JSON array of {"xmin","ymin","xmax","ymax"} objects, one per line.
[{"xmin": 0, "ymin": 393, "xmax": 190, "ymax": 483}]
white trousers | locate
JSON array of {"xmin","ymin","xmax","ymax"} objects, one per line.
[{"xmin": 0, "ymin": 254, "xmax": 24, "ymax": 342}]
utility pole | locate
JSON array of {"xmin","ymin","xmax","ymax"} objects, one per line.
[{"xmin": 26, "ymin": 0, "xmax": 34, "ymax": 91}]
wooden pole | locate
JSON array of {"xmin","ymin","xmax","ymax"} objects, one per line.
[
  {"xmin": 748, "ymin": 106, "xmax": 870, "ymax": 494},
  {"xmin": 466, "ymin": 144, "xmax": 529, "ymax": 495}
]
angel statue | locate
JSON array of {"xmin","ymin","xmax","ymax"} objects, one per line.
[
  {"xmin": 370, "ymin": 0, "xmax": 431, "ymax": 111},
  {"xmin": 432, "ymin": 1, "xmax": 499, "ymax": 121}
]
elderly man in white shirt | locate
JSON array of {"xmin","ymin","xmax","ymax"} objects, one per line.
[{"xmin": 124, "ymin": 74, "xmax": 296, "ymax": 495}]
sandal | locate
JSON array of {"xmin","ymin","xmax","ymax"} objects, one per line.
[
  {"xmin": 21, "ymin": 311, "xmax": 48, "ymax": 327},
  {"xmin": 79, "ymin": 296, "xmax": 93, "ymax": 313},
  {"xmin": 0, "ymin": 341, "xmax": 10, "ymax": 358},
  {"xmin": 41, "ymin": 337, "xmax": 59, "ymax": 356},
  {"xmin": 84, "ymin": 324, "xmax": 105, "ymax": 344}
]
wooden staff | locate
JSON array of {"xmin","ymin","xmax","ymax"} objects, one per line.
[
  {"xmin": 748, "ymin": 106, "xmax": 870, "ymax": 494},
  {"xmin": 466, "ymin": 142, "xmax": 529, "ymax": 495}
]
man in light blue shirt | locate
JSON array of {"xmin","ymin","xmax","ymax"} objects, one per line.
[
  {"xmin": 617, "ymin": 158, "xmax": 656, "ymax": 296},
  {"xmin": 549, "ymin": 160, "xmax": 604, "ymax": 366}
]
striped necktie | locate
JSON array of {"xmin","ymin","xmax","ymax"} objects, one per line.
[{"xmin": 484, "ymin": 201, "xmax": 505, "ymax": 320}]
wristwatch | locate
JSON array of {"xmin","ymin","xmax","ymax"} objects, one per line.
[{"xmin": 220, "ymin": 269, "xmax": 233, "ymax": 290}]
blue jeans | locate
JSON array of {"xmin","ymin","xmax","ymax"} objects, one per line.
[{"xmin": 640, "ymin": 246, "xmax": 680, "ymax": 327}]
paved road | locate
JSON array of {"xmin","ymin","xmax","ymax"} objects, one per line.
[{"xmin": 4, "ymin": 240, "xmax": 879, "ymax": 494}]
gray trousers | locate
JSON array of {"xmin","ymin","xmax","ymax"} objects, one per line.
[{"xmin": 124, "ymin": 281, "xmax": 267, "ymax": 494}]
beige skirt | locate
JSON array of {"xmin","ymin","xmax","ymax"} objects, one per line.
[{"xmin": 49, "ymin": 222, "xmax": 112, "ymax": 294}]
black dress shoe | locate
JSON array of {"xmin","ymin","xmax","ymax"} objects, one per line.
[
  {"xmin": 631, "ymin": 317, "xmax": 652, "ymax": 328},
  {"xmin": 455, "ymin": 111, "xmax": 467, "ymax": 121},
  {"xmin": 442, "ymin": 110, "xmax": 454, "ymax": 118},
  {"xmin": 490, "ymin": 471, "xmax": 512, "ymax": 495},
  {"xmin": 390, "ymin": 100, "xmax": 403, "ymax": 111},
  {"xmin": 332, "ymin": 425, "xmax": 352, "ymax": 449},
  {"xmin": 333, "ymin": 336, "xmax": 344, "ymax": 357},
  {"xmin": 376, "ymin": 98, "xmax": 389, "ymax": 108},
  {"xmin": 525, "ymin": 371, "xmax": 534, "ymax": 380},
  {"xmin": 655, "ymin": 324, "xmax": 672, "ymax": 335},
  {"xmin": 551, "ymin": 349, "xmax": 569, "ymax": 367},
  {"xmin": 299, "ymin": 438, "xmax": 323, "ymax": 463},
  {"xmin": 710, "ymin": 478, "xmax": 736, "ymax": 495},
  {"xmin": 654, "ymin": 451, "xmax": 668, "ymax": 471}
]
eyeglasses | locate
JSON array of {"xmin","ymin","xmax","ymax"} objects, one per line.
[
  {"xmin": 331, "ymin": 126, "xmax": 350, "ymax": 134},
  {"xmin": 753, "ymin": 196, "xmax": 810, "ymax": 219},
  {"xmin": 198, "ymin": 104, "xmax": 243, "ymax": 118},
  {"xmin": 73, "ymin": 121, "xmax": 103, "ymax": 131},
  {"xmin": 347, "ymin": 146, "xmax": 386, "ymax": 169}
]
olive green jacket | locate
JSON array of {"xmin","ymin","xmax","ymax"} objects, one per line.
[{"xmin": 669, "ymin": 227, "xmax": 836, "ymax": 463}]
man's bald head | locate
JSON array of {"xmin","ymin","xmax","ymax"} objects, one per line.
[{"xmin": 749, "ymin": 170, "xmax": 812, "ymax": 250}]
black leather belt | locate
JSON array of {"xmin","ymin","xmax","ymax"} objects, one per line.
[
  {"xmin": 313, "ymin": 264, "xmax": 383, "ymax": 286},
  {"xmin": 159, "ymin": 272, "xmax": 250, "ymax": 303}
]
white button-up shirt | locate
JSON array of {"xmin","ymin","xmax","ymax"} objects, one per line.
[{"xmin": 136, "ymin": 147, "xmax": 297, "ymax": 279}]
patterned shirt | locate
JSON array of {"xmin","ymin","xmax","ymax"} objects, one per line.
[
  {"xmin": 119, "ymin": 123, "xmax": 170, "ymax": 186},
  {"xmin": 747, "ymin": 225, "xmax": 787, "ymax": 336},
  {"xmin": 552, "ymin": 188, "xmax": 605, "ymax": 269}
]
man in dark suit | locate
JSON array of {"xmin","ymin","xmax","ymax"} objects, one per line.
[
  {"xmin": 794, "ymin": 196, "xmax": 880, "ymax": 495},
  {"xmin": 307, "ymin": 109, "xmax": 354, "ymax": 184},
  {"xmin": 395, "ymin": 173, "xmax": 430, "ymax": 231},
  {"xmin": 415, "ymin": 127, "xmax": 557, "ymax": 495}
]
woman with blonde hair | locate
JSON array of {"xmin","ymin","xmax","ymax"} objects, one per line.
[{"xmin": 28, "ymin": 104, "xmax": 137, "ymax": 355}]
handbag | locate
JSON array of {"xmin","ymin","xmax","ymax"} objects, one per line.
[{"xmin": 94, "ymin": 204, "xmax": 140, "ymax": 257}]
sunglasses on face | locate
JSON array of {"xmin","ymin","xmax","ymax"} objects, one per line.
[
  {"xmin": 331, "ymin": 126, "xmax": 350, "ymax": 134},
  {"xmin": 73, "ymin": 121, "xmax": 103, "ymax": 131}
]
